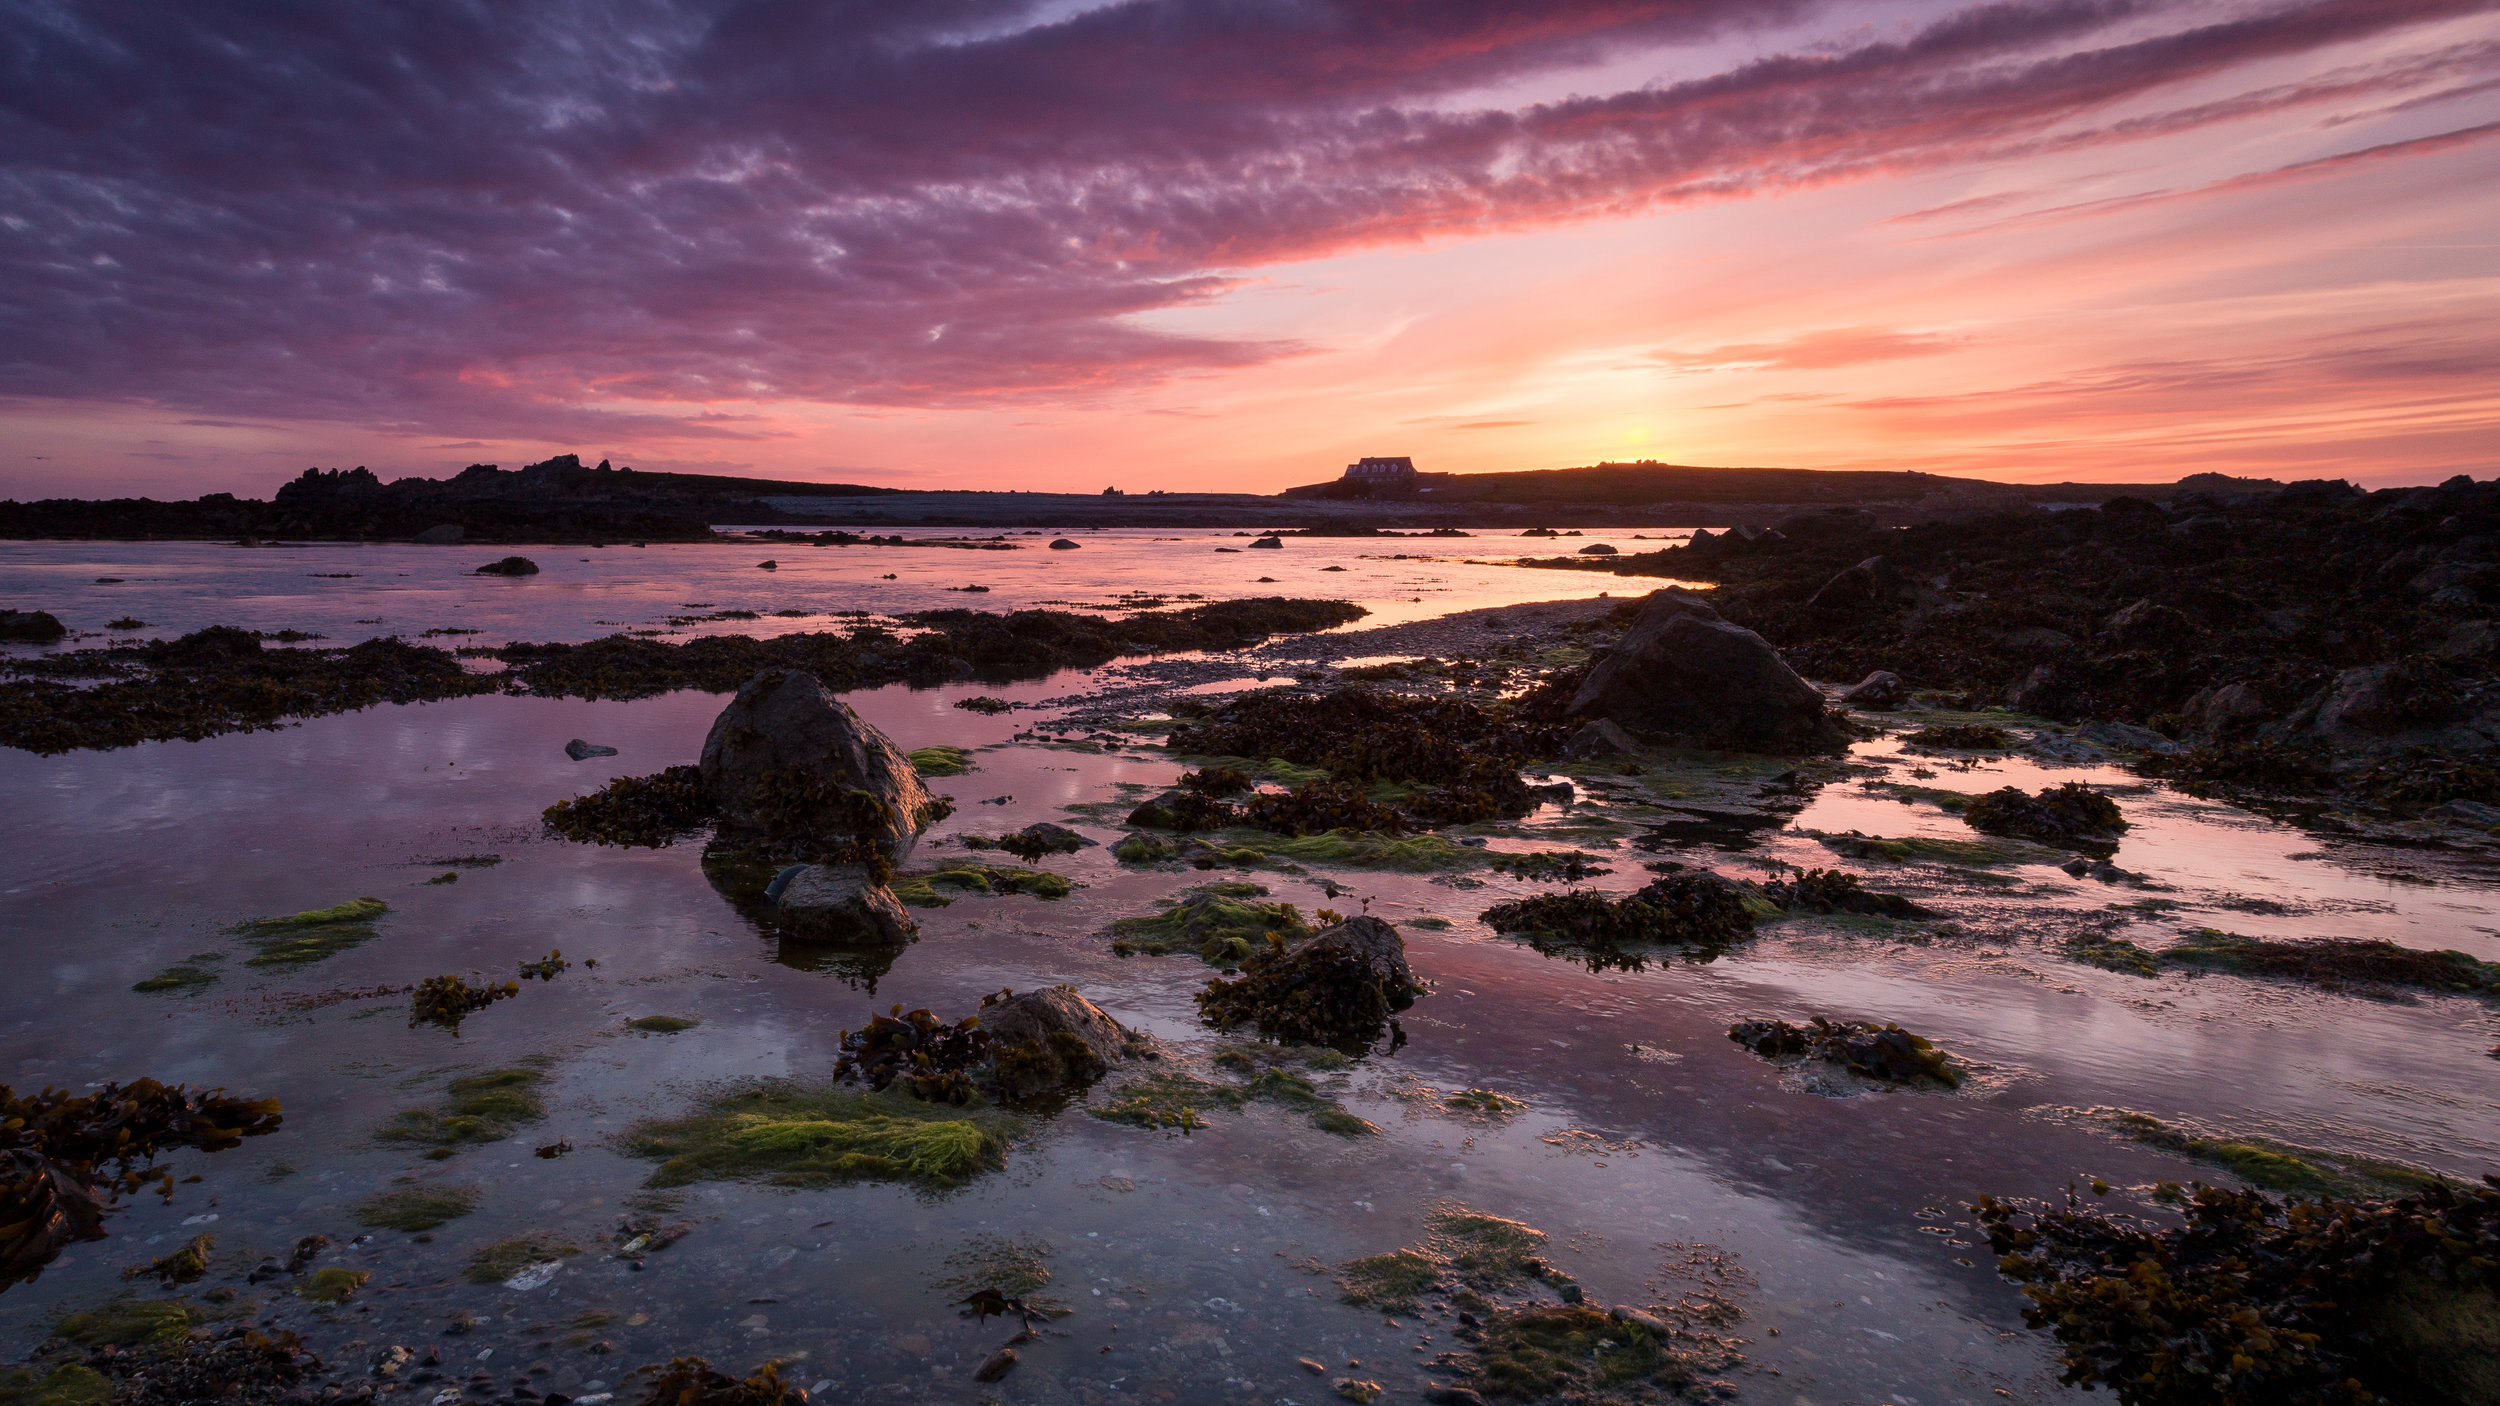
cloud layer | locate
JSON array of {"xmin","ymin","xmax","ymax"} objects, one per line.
[{"xmin": 2, "ymin": 0, "xmax": 2497, "ymax": 471}]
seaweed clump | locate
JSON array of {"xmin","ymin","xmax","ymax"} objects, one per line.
[
  {"xmin": 31, "ymin": 1325, "xmax": 316, "ymax": 1406},
  {"xmin": 627, "ymin": 1356, "xmax": 810, "ymax": 1406},
  {"xmin": 1470, "ymin": 1304, "xmax": 1724, "ymax": 1403},
  {"xmin": 542, "ymin": 765, "xmax": 713, "ymax": 847},
  {"xmin": 1976, "ymin": 1178, "xmax": 2500, "ymax": 1405},
  {"xmin": 1759, "ymin": 868, "xmax": 1934, "ymax": 918},
  {"xmin": 1963, "ymin": 782, "xmax": 2127, "ymax": 854},
  {"xmin": 407, "ymin": 973, "xmax": 520, "ymax": 1032},
  {"xmin": 1487, "ymin": 850, "xmax": 1613, "ymax": 882},
  {"xmin": 2, "ymin": 1079, "xmax": 282, "ymax": 1287},
  {"xmin": 375, "ymin": 1067, "xmax": 545, "ymax": 1157},
  {"xmin": 1338, "ymin": 1205, "xmax": 1571, "ymax": 1313},
  {"xmin": 1166, "ymin": 686, "xmax": 1567, "ymax": 827},
  {"xmin": 833, "ymin": 1003, "xmax": 993, "ymax": 1105},
  {"xmin": 353, "ymin": 1183, "xmax": 480, "ymax": 1232},
  {"xmin": 1728, "ymin": 1016, "xmax": 1962, "ymax": 1087},
  {"xmin": 1095, "ymin": 1067, "xmax": 1376, "ymax": 1138},
  {"xmin": 1478, "ymin": 872, "xmax": 1757, "ymax": 971},
  {"xmin": 2163, "ymin": 928, "xmax": 2500, "ymax": 998},
  {"xmin": 1904, "ymin": 723, "xmax": 2011, "ymax": 749}
]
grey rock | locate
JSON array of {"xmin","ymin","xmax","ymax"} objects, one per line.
[
  {"xmin": 1563, "ymin": 718, "xmax": 1638, "ymax": 758},
  {"xmin": 2101, "ymin": 597, "xmax": 2191, "ymax": 643},
  {"xmin": 2188, "ymin": 682, "xmax": 2267, "ymax": 736},
  {"xmin": 1999, "ymin": 626, "xmax": 2075, "ymax": 653},
  {"xmin": 1840, "ymin": 670, "xmax": 1905, "ymax": 710},
  {"xmin": 2438, "ymin": 620, "xmax": 2500, "ymax": 660},
  {"xmin": 2008, "ymin": 664, "xmax": 2060, "ymax": 713},
  {"xmin": 1125, "ymin": 790, "xmax": 1189, "ymax": 829},
  {"xmin": 2438, "ymin": 798, "xmax": 2500, "ymax": 827},
  {"xmin": 564, "ymin": 739, "xmax": 618, "ymax": 761},
  {"xmin": 699, "ymin": 668, "xmax": 943, "ymax": 864},
  {"xmin": 1302, "ymin": 916, "xmax": 1422, "ymax": 1011},
  {"xmin": 2074, "ymin": 720, "xmax": 2181, "ymax": 754},
  {"xmin": 1528, "ymin": 781, "xmax": 1575, "ymax": 805},
  {"xmin": 1806, "ymin": 555, "xmax": 1900, "ymax": 614},
  {"xmin": 774, "ymin": 864, "xmax": 916, "ymax": 947},
  {"xmin": 1568, "ymin": 590, "xmax": 1841, "ymax": 752},
  {"xmin": 979, "ymin": 986, "xmax": 1139, "ymax": 1098},
  {"xmin": 2314, "ymin": 665, "xmax": 2405, "ymax": 738},
  {"xmin": 1015, "ymin": 821, "xmax": 1095, "ymax": 851}
]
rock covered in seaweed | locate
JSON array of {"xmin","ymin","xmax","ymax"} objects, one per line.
[
  {"xmin": 1196, "ymin": 915, "xmax": 1420, "ymax": 1051},
  {"xmin": 772, "ymin": 863, "xmax": 917, "ymax": 947},
  {"xmin": 1567, "ymin": 590, "xmax": 1844, "ymax": 752},
  {"xmin": 699, "ymin": 668, "xmax": 944, "ymax": 865},
  {"xmin": 1963, "ymin": 781, "xmax": 2126, "ymax": 854},
  {"xmin": 1728, "ymin": 1016, "xmax": 1961, "ymax": 1087},
  {"xmin": 980, "ymin": 986, "xmax": 1143, "ymax": 1100},
  {"xmin": 0, "ymin": 610, "xmax": 67, "ymax": 643}
]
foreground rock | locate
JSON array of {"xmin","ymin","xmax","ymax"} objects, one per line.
[
  {"xmin": 981, "ymin": 986, "xmax": 1145, "ymax": 1099},
  {"xmin": 1568, "ymin": 591, "xmax": 1843, "ymax": 752},
  {"xmin": 1196, "ymin": 916, "xmax": 1420, "ymax": 1050},
  {"xmin": 700, "ymin": 668, "xmax": 944, "ymax": 864},
  {"xmin": 0, "ymin": 609, "xmax": 66, "ymax": 643},
  {"xmin": 1840, "ymin": 670, "xmax": 1905, "ymax": 709},
  {"xmin": 769, "ymin": 863, "xmax": 916, "ymax": 946}
]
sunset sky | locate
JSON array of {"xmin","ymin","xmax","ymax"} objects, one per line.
[{"xmin": 4, "ymin": 0, "xmax": 2497, "ymax": 498}]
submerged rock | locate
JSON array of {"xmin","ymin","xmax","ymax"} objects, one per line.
[
  {"xmin": 564, "ymin": 738, "xmax": 618, "ymax": 760},
  {"xmin": 774, "ymin": 863, "xmax": 917, "ymax": 947},
  {"xmin": 474, "ymin": 556, "xmax": 539, "ymax": 576},
  {"xmin": 1728, "ymin": 1016, "xmax": 1961, "ymax": 1087},
  {"xmin": 1567, "ymin": 590, "xmax": 1843, "ymax": 752},
  {"xmin": 699, "ymin": 668, "xmax": 944, "ymax": 865},
  {"xmin": 1048, "ymin": 538, "xmax": 1081, "ymax": 550}
]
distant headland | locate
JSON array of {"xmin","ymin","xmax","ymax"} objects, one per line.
[{"xmin": 0, "ymin": 452, "xmax": 2292, "ymax": 543}]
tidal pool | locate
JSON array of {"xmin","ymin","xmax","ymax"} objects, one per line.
[{"xmin": 3, "ymin": 579, "xmax": 2495, "ymax": 1405}]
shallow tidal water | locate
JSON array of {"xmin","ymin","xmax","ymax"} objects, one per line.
[{"xmin": 4, "ymin": 548, "xmax": 2498, "ymax": 1406}]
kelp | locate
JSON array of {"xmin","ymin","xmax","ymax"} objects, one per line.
[
  {"xmin": 833, "ymin": 1001, "xmax": 995, "ymax": 1105},
  {"xmin": 1759, "ymin": 868, "xmax": 1933, "ymax": 918},
  {"xmin": 890, "ymin": 861, "xmax": 1070, "ymax": 907},
  {"xmin": 1903, "ymin": 723, "xmax": 2011, "ymax": 750},
  {"xmin": 2, "ymin": 1078, "xmax": 282, "ymax": 1288},
  {"xmin": 627, "ymin": 1356, "xmax": 810, "ymax": 1406},
  {"xmin": 542, "ymin": 765, "xmax": 714, "ymax": 847},
  {"xmin": 2164, "ymin": 928, "xmax": 2500, "ymax": 998},
  {"xmin": 1487, "ymin": 850, "xmax": 1613, "ymax": 882},
  {"xmin": 1166, "ymin": 686, "xmax": 1567, "ymax": 827},
  {"xmin": 1976, "ymin": 1178, "xmax": 2500, "ymax": 1405},
  {"xmin": 1195, "ymin": 936, "xmax": 1412, "ymax": 1052}
]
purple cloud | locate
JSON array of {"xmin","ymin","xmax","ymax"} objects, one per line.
[{"xmin": 1, "ymin": 0, "xmax": 2494, "ymax": 444}]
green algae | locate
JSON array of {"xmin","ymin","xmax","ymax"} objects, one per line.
[
  {"xmin": 2165, "ymin": 927, "xmax": 2500, "ymax": 997},
  {"xmin": 2064, "ymin": 932, "xmax": 2162, "ymax": 976},
  {"xmin": 0, "ymin": 1364, "xmax": 112, "ymax": 1406},
  {"xmin": 236, "ymin": 897, "xmax": 387, "ymax": 967},
  {"xmin": 132, "ymin": 952, "xmax": 225, "ymax": 994},
  {"xmin": 1165, "ymin": 753, "xmax": 1332, "ymax": 788},
  {"xmin": 935, "ymin": 1234, "xmax": 1054, "ymax": 1299},
  {"xmin": 53, "ymin": 1299, "xmax": 193, "ymax": 1349},
  {"xmin": 1473, "ymin": 1303, "xmax": 1716, "ymax": 1402},
  {"xmin": 627, "ymin": 1015, "xmax": 700, "ymax": 1033},
  {"xmin": 294, "ymin": 1266, "xmax": 368, "ymax": 1304},
  {"xmin": 906, "ymin": 745, "xmax": 975, "ymax": 777},
  {"xmin": 2069, "ymin": 1107, "xmax": 2447, "ymax": 1197},
  {"xmin": 1111, "ymin": 883, "xmax": 1310, "ymax": 965},
  {"xmin": 1339, "ymin": 1204, "xmax": 1565, "ymax": 1313},
  {"xmin": 353, "ymin": 1183, "xmax": 480, "ymax": 1232},
  {"xmin": 890, "ymin": 861, "xmax": 1071, "ymax": 908},
  {"xmin": 120, "ymin": 1233, "xmax": 212, "ymax": 1286},
  {"xmin": 1252, "ymin": 830, "xmax": 1481, "ymax": 872},
  {"xmin": 1093, "ymin": 1068, "xmax": 1376, "ymax": 1138},
  {"xmin": 462, "ymin": 1234, "xmax": 581, "ymax": 1285},
  {"xmin": 620, "ymin": 1082, "xmax": 1014, "ymax": 1190},
  {"xmin": 376, "ymin": 1066, "xmax": 547, "ymax": 1155}
]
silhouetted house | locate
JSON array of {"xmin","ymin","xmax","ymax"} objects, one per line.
[{"xmin": 1341, "ymin": 457, "xmax": 1417, "ymax": 495}]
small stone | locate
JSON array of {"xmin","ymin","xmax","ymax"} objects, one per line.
[
  {"xmin": 973, "ymin": 1347, "xmax": 1018, "ymax": 1383},
  {"xmin": 563, "ymin": 739, "xmax": 618, "ymax": 761}
]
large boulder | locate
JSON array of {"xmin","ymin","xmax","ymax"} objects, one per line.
[
  {"xmin": 772, "ymin": 863, "xmax": 917, "ymax": 946},
  {"xmin": 1567, "ymin": 591, "xmax": 1842, "ymax": 752},
  {"xmin": 980, "ymin": 987, "xmax": 1140, "ymax": 1099},
  {"xmin": 700, "ymin": 668, "xmax": 944, "ymax": 864}
]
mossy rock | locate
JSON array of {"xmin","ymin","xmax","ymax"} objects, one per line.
[
  {"xmin": 53, "ymin": 1299, "xmax": 192, "ymax": 1348},
  {"xmin": 1093, "ymin": 1068, "xmax": 1374, "ymax": 1138},
  {"xmin": 906, "ymin": 745, "xmax": 975, "ymax": 777},
  {"xmin": 237, "ymin": 897, "xmax": 388, "ymax": 967},
  {"xmin": 1111, "ymin": 885, "xmax": 1310, "ymax": 965},
  {"xmin": 463, "ymin": 1234, "xmax": 580, "ymax": 1285},
  {"xmin": 295, "ymin": 1266, "xmax": 369, "ymax": 1304}
]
